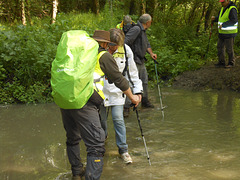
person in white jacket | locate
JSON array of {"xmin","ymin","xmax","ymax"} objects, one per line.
[{"xmin": 100, "ymin": 28, "xmax": 143, "ymax": 164}]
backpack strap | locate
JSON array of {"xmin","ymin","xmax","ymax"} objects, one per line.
[
  {"xmin": 125, "ymin": 24, "xmax": 142, "ymax": 60},
  {"xmin": 122, "ymin": 44, "xmax": 135, "ymax": 88}
]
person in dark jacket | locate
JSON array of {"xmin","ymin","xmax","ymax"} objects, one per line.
[
  {"xmin": 211, "ymin": 0, "xmax": 238, "ymax": 68},
  {"xmin": 124, "ymin": 13, "xmax": 157, "ymax": 110}
]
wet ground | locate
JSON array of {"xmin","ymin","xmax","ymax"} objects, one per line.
[{"xmin": 172, "ymin": 57, "xmax": 240, "ymax": 92}]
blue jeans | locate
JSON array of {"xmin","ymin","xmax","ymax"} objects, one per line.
[{"xmin": 100, "ymin": 105, "xmax": 128, "ymax": 154}]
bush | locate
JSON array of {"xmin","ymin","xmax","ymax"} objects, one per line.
[
  {"xmin": 0, "ymin": 11, "xmax": 122, "ymax": 104},
  {"xmin": 1, "ymin": 9, "xmax": 238, "ymax": 104}
]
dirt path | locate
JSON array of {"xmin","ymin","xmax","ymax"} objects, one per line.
[{"xmin": 172, "ymin": 57, "xmax": 240, "ymax": 91}]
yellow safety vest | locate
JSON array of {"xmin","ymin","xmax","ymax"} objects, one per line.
[
  {"xmin": 218, "ymin": 6, "xmax": 238, "ymax": 34},
  {"xmin": 93, "ymin": 51, "xmax": 106, "ymax": 99},
  {"xmin": 116, "ymin": 22, "xmax": 123, "ymax": 29}
]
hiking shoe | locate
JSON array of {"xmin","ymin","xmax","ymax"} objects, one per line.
[
  {"xmin": 72, "ymin": 175, "xmax": 81, "ymax": 180},
  {"xmin": 142, "ymin": 100, "xmax": 154, "ymax": 108},
  {"xmin": 72, "ymin": 167, "xmax": 85, "ymax": 180},
  {"xmin": 121, "ymin": 152, "xmax": 133, "ymax": 164},
  {"xmin": 214, "ymin": 63, "xmax": 225, "ymax": 67},
  {"xmin": 225, "ymin": 64, "xmax": 234, "ymax": 68},
  {"xmin": 123, "ymin": 108, "xmax": 130, "ymax": 117}
]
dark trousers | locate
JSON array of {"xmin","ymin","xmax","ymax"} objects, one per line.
[
  {"xmin": 60, "ymin": 101, "xmax": 105, "ymax": 180},
  {"xmin": 136, "ymin": 63, "xmax": 148, "ymax": 99},
  {"xmin": 124, "ymin": 63, "xmax": 149, "ymax": 109},
  {"xmin": 217, "ymin": 37, "xmax": 235, "ymax": 65}
]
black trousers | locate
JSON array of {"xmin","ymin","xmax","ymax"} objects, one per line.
[
  {"xmin": 60, "ymin": 100, "xmax": 105, "ymax": 180},
  {"xmin": 217, "ymin": 37, "xmax": 235, "ymax": 65}
]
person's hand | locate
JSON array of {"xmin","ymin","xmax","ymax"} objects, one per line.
[
  {"xmin": 130, "ymin": 94, "xmax": 141, "ymax": 107},
  {"xmin": 151, "ymin": 53, "xmax": 157, "ymax": 60},
  {"xmin": 219, "ymin": 24, "xmax": 222, "ymax": 30}
]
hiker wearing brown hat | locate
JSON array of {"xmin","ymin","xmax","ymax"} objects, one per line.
[
  {"xmin": 59, "ymin": 30, "xmax": 141, "ymax": 180},
  {"xmin": 75, "ymin": 30, "xmax": 140, "ymax": 180}
]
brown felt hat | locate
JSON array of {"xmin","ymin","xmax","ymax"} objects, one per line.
[{"xmin": 92, "ymin": 30, "xmax": 111, "ymax": 43}]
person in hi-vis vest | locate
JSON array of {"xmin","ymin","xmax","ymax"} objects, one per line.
[{"xmin": 211, "ymin": 0, "xmax": 238, "ymax": 68}]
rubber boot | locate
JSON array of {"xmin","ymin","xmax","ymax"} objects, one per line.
[{"xmin": 85, "ymin": 156, "xmax": 104, "ymax": 180}]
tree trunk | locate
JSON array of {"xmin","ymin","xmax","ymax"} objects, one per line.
[
  {"xmin": 204, "ymin": 2, "xmax": 214, "ymax": 31},
  {"xmin": 21, "ymin": 0, "xmax": 27, "ymax": 25},
  {"xmin": 6, "ymin": 0, "xmax": 12, "ymax": 23},
  {"xmin": 51, "ymin": 0, "xmax": 58, "ymax": 24},
  {"xmin": 129, "ymin": 0, "xmax": 136, "ymax": 15},
  {"xmin": 141, "ymin": 0, "xmax": 146, "ymax": 14},
  {"xmin": 94, "ymin": 0, "xmax": 100, "ymax": 15},
  {"xmin": 196, "ymin": 2, "xmax": 206, "ymax": 34},
  {"xmin": 146, "ymin": 0, "xmax": 155, "ymax": 19},
  {"xmin": 25, "ymin": 0, "xmax": 32, "ymax": 25}
]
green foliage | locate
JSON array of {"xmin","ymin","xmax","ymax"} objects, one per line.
[
  {"xmin": 1, "ymin": 0, "xmax": 240, "ymax": 104},
  {"xmin": 145, "ymin": 22, "xmax": 219, "ymax": 84},
  {"xmin": 0, "ymin": 78, "xmax": 51, "ymax": 104},
  {"xmin": 0, "ymin": 10, "xmax": 121, "ymax": 104}
]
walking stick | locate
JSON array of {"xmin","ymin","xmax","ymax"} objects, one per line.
[
  {"xmin": 133, "ymin": 107, "xmax": 151, "ymax": 165},
  {"xmin": 205, "ymin": 21, "xmax": 213, "ymax": 60},
  {"xmin": 154, "ymin": 60, "xmax": 164, "ymax": 118}
]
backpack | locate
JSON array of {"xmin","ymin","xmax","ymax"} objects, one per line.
[
  {"xmin": 122, "ymin": 22, "xmax": 136, "ymax": 35},
  {"xmin": 116, "ymin": 20, "xmax": 137, "ymax": 35},
  {"xmin": 51, "ymin": 30, "xmax": 98, "ymax": 109}
]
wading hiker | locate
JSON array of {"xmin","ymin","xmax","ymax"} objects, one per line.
[
  {"xmin": 99, "ymin": 28, "xmax": 143, "ymax": 164},
  {"xmin": 211, "ymin": 0, "xmax": 238, "ymax": 68},
  {"xmin": 124, "ymin": 13, "xmax": 157, "ymax": 116},
  {"xmin": 51, "ymin": 30, "xmax": 141, "ymax": 180}
]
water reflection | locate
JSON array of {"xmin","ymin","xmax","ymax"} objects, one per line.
[
  {"xmin": 216, "ymin": 91, "xmax": 233, "ymax": 121},
  {"xmin": 1, "ymin": 88, "xmax": 240, "ymax": 179}
]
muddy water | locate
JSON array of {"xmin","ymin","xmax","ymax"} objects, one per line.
[{"xmin": 1, "ymin": 88, "xmax": 240, "ymax": 180}]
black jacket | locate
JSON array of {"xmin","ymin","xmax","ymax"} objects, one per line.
[{"xmin": 124, "ymin": 21, "xmax": 151, "ymax": 65}]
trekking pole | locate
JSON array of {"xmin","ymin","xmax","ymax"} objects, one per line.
[
  {"xmin": 133, "ymin": 106, "xmax": 151, "ymax": 166},
  {"xmin": 154, "ymin": 60, "xmax": 164, "ymax": 118},
  {"xmin": 205, "ymin": 21, "xmax": 213, "ymax": 60}
]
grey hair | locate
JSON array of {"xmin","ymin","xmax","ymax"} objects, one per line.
[
  {"xmin": 139, "ymin": 14, "xmax": 152, "ymax": 24},
  {"xmin": 123, "ymin": 15, "xmax": 132, "ymax": 25},
  {"xmin": 109, "ymin": 28, "xmax": 125, "ymax": 46}
]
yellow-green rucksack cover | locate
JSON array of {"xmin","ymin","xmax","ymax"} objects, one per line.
[{"xmin": 51, "ymin": 30, "xmax": 98, "ymax": 109}]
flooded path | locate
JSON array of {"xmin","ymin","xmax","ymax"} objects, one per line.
[{"xmin": 1, "ymin": 87, "xmax": 240, "ymax": 180}]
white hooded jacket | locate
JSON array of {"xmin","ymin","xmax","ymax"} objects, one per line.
[{"xmin": 103, "ymin": 44, "xmax": 143, "ymax": 107}]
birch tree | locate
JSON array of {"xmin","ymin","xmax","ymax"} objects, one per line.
[
  {"xmin": 51, "ymin": 0, "xmax": 58, "ymax": 24},
  {"xmin": 21, "ymin": 0, "xmax": 27, "ymax": 25}
]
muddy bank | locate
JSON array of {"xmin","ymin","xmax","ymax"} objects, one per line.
[{"xmin": 172, "ymin": 57, "xmax": 240, "ymax": 92}]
